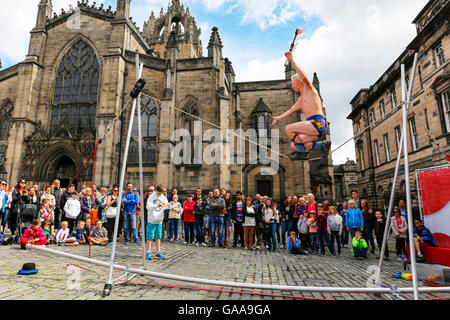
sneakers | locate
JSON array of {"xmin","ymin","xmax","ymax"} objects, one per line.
[
  {"xmin": 135, "ymin": 242, "xmax": 141, "ymax": 246},
  {"xmin": 155, "ymin": 252, "xmax": 166, "ymax": 259},
  {"xmin": 124, "ymin": 242, "xmax": 128, "ymax": 246},
  {"xmin": 289, "ymin": 152, "xmax": 310, "ymax": 161},
  {"xmin": 332, "ymin": 253, "xmax": 338, "ymax": 257},
  {"xmin": 201, "ymin": 243, "xmax": 207, "ymax": 247},
  {"xmin": 403, "ymin": 255, "xmax": 408, "ymax": 262},
  {"xmin": 195, "ymin": 242, "xmax": 199, "ymax": 247},
  {"xmin": 175, "ymin": 238, "xmax": 180, "ymax": 242},
  {"xmin": 183, "ymin": 241, "xmax": 188, "ymax": 245},
  {"xmin": 397, "ymin": 255, "xmax": 403, "ymax": 261},
  {"xmin": 169, "ymin": 238, "xmax": 174, "ymax": 243},
  {"xmin": 417, "ymin": 252, "xmax": 423, "ymax": 258},
  {"xmin": 146, "ymin": 252, "xmax": 152, "ymax": 260}
]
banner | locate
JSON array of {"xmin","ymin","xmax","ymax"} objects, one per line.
[{"xmin": 419, "ymin": 168, "xmax": 450, "ymax": 249}]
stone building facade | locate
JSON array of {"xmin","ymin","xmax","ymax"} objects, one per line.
[
  {"xmin": 333, "ymin": 159, "xmax": 357, "ymax": 205},
  {"xmin": 0, "ymin": 0, "xmax": 334, "ymax": 202},
  {"xmin": 347, "ymin": 0, "xmax": 449, "ymax": 210}
]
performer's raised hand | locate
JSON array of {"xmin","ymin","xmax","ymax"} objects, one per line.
[{"xmin": 285, "ymin": 51, "xmax": 293, "ymax": 62}]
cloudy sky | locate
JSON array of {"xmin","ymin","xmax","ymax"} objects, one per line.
[{"xmin": 0, "ymin": 0, "xmax": 429, "ymax": 164}]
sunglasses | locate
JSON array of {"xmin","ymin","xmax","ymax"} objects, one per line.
[
  {"xmin": 113, "ymin": 190, "xmax": 119, "ymax": 192},
  {"xmin": 1, "ymin": 183, "xmax": 6, "ymax": 186}
]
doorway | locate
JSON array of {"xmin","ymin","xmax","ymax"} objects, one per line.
[
  {"xmin": 257, "ymin": 180, "xmax": 272, "ymax": 198},
  {"xmin": 50, "ymin": 156, "xmax": 78, "ymax": 189}
]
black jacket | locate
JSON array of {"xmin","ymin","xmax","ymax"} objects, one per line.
[
  {"xmin": 194, "ymin": 203, "xmax": 206, "ymax": 221},
  {"xmin": 12, "ymin": 189, "xmax": 30, "ymax": 215},
  {"xmin": 375, "ymin": 218, "xmax": 387, "ymax": 237}
]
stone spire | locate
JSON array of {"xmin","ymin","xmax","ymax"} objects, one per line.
[
  {"xmin": 312, "ymin": 72, "xmax": 323, "ymax": 101},
  {"xmin": 116, "ymin": 0, "xmax": 131, "ymax": 19},
  {"xmin": 208, "ymin": 27, "xmax": 223, "ymax": 67},
  {"xmin": 36, "ymin": 0, "xmax": 53, "ymax": 27},
  {"xmin": 208, "ymin": 26, "xmax": 223, "ymax": 48}
]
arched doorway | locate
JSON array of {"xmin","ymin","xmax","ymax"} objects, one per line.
[{"xmin": 47, "ymin": 155, "xmax": 78, "ymax": 189}]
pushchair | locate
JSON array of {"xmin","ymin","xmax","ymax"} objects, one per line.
[{"xmin": 13, "ymin": 203, "xmax": 38, "ymax": 244}]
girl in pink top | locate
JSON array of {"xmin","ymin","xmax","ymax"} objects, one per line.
[{"xmin": 20, "ymin": 219, "xmax": 48, "ymax": 249}]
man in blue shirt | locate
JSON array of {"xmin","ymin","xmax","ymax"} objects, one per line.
[
  {"xmin": 413, "ymin": 219, "xmax": 438, "ymax": 258},
  {"xmin": 122, "ymin": 182, "xmax": 140, "ymax": 246}
]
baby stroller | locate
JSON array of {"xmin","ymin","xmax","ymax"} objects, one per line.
[{"xmin": 13, "ymin": 203, "xmax": 38, "ymax": 244}]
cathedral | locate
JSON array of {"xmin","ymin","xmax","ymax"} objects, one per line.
[{"xmin": 0, "ymin": 0, "xmax": 334, "ymax": 202}]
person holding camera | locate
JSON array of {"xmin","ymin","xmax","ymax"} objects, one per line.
[{"xmin": 263, "ymin": 198, "xmax": 279, "ymax": 252}]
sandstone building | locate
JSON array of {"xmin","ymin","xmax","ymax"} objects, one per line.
[
  {"xmin": 0, "ymin": 0, "xmax": 334, "ymax": 202},
  {"xmin": 348, "ymin": 0, "xmax": 449, "ymax": 210}
]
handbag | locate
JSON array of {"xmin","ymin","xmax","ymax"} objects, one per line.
[{"xmin": 105, "ymin": 207, "xmax": 118, "ymax": 219}]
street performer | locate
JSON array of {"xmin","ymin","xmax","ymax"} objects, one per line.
[{"xmin": 271, "ymin": 52, "xmax": 331, "ymax": 160}]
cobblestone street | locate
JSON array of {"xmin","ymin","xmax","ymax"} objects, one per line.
[{"xmin": 0, "ymin": 238, "xmax": 446, "ymax": 301}]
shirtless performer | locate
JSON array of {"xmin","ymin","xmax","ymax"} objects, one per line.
[{"xmin": 271, "ymin": 52, "xmax": 331, "ymax": 161}]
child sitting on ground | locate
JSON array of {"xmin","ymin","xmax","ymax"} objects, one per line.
[
  {"xmin": 20, "ymin": 219, "xmax": 48, "ymax": 249},
  {"xmin": 42, "ymin": 218, "xmax": 56, "ymax": 244},
  {"xmin": 89, "ymin": 220, "xmax": 108, "ymax": 245},
  {"xmin": 56, "ymin": 221, "xmax": 78, "ymax": 246},
  {"xmin": 71, "ymin": 220, "xmax": 88, "ymax": 245},
  {"xmin": 286, "ymin": 231, "xmax": 308, "ymax": 255},
  {"xmin": 352, "ymin": 230, "xmax": 368, "ymax": 259}
]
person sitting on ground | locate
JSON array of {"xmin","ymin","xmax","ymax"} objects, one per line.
[
  {"xmin": 352, "ymin": 230, "xmax": 368, "ymax": 259},
  {"xmin": 71, "ymin": 220, "xmax": 88, "ymax": 245},
  {"xmin": 89, "ymin": 220, "xmax": 108, "ymax": 245},
  {"xmin": 413, "ymin": 219, "xmax": 438, "ymax": 258},
  {"xmin": 20, "ymin": 219, "xmax": 47, "ymax": 249},
  {"xmin": 42, "ymin": 218, "xmax": 56, "ymax": 244},
  {"xmin": 286, "ymin": 231, "xmax": 309, "ymax": 255},
  {"xmin": 56, "ymin": 221, "xmax": 78, "ymax": 246}
]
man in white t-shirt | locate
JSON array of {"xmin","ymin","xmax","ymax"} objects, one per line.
[{"xmin": 146, "ymin": 185, "xmax": 169, "ymax": 260}]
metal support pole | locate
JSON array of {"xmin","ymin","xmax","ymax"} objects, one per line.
[
  {"xmin": 28, "ymin": 244, "xmax": 450, "ymax": 295},
  {"xmin": 375, "ymin": 119, "xmax": 404, "ymax": 285},
  {"xmin": 103, "ymin": 58, "xmax": 144, "ymax": 297},
  {"xmin": 401, "ymin": 54, "xmax": 420, "ymax": 300},
  {"xmin": 136, "ymin": 55, "xmax": 147, "ymax": 269}
]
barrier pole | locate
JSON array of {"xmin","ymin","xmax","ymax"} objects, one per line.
[
  {"xmin": 102, "ymin": 58, "xmax": 144, "ymax": 297},
  {"xmin": 27, "ymin": 244, "xmax": 450, "ymax": 295},
  {"xmin": 401, "ymin": 53, "xmax": 420, "ymax": 300}
]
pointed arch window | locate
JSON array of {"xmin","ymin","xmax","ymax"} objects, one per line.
[
  {"xmin": 50, "ymin": 39, "xmax": 99, "ymax": 134},
  {"xmin": 128, "ymin": 94, "xmax": 159, "ymax": 165},
  {"xmin": 178, "ymin": 99, "xmax": 200, "ymax": 165},
  {"xmin": 0, "ymin": 100, "xmax": 13, "ymax": 177}
]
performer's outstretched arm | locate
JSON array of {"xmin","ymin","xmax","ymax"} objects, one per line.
[
  {"xmin": 271, "ymin": 99, "xmax": 302, "ymax": 128},
  {"xmin": 285, "ymin": 52, "xmax": 313, "ymax": 88}
]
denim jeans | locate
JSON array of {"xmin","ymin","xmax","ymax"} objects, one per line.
[
  {"xmin": 353, "ymin": 246, "xmax": 368, "ymax": 258},
  {"xmin": 223, "ymin": 216, "xmax": 230, "ymax": 242},
  {"xmin": 184, "ymin": 221, "xmax": 195, "ymax": 243},
  {"xmin": 309, "ymin": 233, "xmax": 319, "ymax": 253},
  {"xmin": 287, "ymin": 220, "xmax": 294, "ymax": 234},
  {"xmin": 363, "ymin": 226, "xmax": 375, "ymax": 250},
  {"xmin": 210, "ymin": 216, "xmax": 224, "ymax": 245},
  {"xmin": 280, "ymin": 220, "xmax": 288, "ymax": 245},
  {"xmin": 317, "ymin": 229, "xmax": 335, "ymax": 255},
  {"xmin": 169, "ymin": 218, "xmax": 180, "ymax": 239},
  {"xmin": 267, "ymin": 223, "xmax": 277, "ymax": 251},
  {"xmin": 123, "ymin": 210, "xmax": 138, "ymax": 243},
  {"xmin": 1, "ymin": 208, "xmax": 9, "ymax": 230},
  {"xmin": 195, "ymin": 219, "xmax": 205, "ymax": 244}
]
